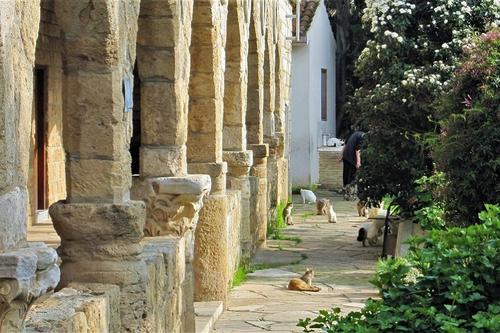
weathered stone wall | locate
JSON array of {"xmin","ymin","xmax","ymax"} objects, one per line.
[
  {"xmin": 27, "ymin": 0, "xmax": 66, "ymax": 224},
  {"xmin": 25, "ymin": 284, "xmax": 121, "ymax": 333}
]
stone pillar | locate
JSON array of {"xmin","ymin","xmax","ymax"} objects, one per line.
[
  {"xmin": 188, "ymin": 0, "xmax": 233, "ymax": 303},
  {"xmin": 263, "ymin": 0, "xmax": 280, "ymax": 217},
  {"xmin": 0, "ymin": 2, "xmax": 60, "ymax": 331},
  {"xmin": 136, "ymin": 0, "xmax": 193, "ymax": 178},
  {"xmin": 222, "ymin": 0, "xmax": 255, "ymax": 259},
  {"xmin": 48, "ymin": 1, "xmax": 152, "ymax": 331},
  {"xmin": 134, "ymin": 2, "xmax": 206, "ymax": 328},
  {"xmin": 273, "ymin": 1, "xmax": 293, "ymax": 204},
  {"xmin": 248, "ymin": 144, "xmax": 269, "ymax": 247},
  {"xmin": 246, "ymin": 0, "xmax": 269, "ymax": 249}
]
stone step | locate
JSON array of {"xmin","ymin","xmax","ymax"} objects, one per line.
[{"xmin": 195, "ymin": 301, "xmax": 224, "ymax": 333}]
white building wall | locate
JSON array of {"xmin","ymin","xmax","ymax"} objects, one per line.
[
  {"xmin": 290, "ymin": 45, "xmax": 310, "ymax": 186},
  {"xmin": 290, "ymin": 0, "xmax": 336, "ymax": 186}
]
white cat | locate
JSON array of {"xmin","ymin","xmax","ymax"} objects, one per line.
[
  {"xmin": 300, "ymin": 189, "xmax": 317, "ymax": 204},
  {"xmin": 327, "ymin": 204, "xmax": 337, "ymax": 223}
]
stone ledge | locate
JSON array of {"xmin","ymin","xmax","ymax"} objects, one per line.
[
  {"xmin": 195, "ymin": 301, "xmax": 224, "ymax": 333},
  {"xmin": 151, "ymin": 175, "xmax": 211, "ymax": 195}
]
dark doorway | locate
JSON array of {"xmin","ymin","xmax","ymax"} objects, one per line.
[
  {"xmin": 33, "ymin": 67, "xmax": 48, "ymax": 210},
  {"xmin": 130, "ymin": 63, "xmax": 141, "ymax": 175}
]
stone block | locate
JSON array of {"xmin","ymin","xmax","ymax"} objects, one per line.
[
  {"xmin": 248, "ymin": 143, "xmax": 269, "ymax": 159},
  {"xmin": 142, "ymin": 236, "xmax": 186, "ymax": 291},
  {"xmin": 0, "ymin": 249, "xmax": 37, "ymax": 279},
  {"xmin": 140, "ymin": 81, "xmax": 185, "ymax": 146},
  {"xmin": 63, "ymin": 71, "xmax": 124, "ymax": 158},
  {"xmin": 223, "ymin": 125, "xmax": 246, "ymax": 151},
  {"xmin": 194, "ymin": 194, "xmax": 229, "ymax": 303},
  {"xmin": 137, "ymin": 47, "xmax": 175, "ymax": 81},
  {"xmin": 140, "ymin": 145, "xmax": 187, "ymax": 177},
  {"xmin": 189, "ymin": 162, "xmax": 227, "ymax": 194},
  {"xmin": 65, "ymin": 157, "xmax": 130, "ymax": 204},
  {"xmin": 0, "ymin": 187, "xmax": 27, "ymax": 251},
  {"xmin": 150, "ymin": 174, "xmax": 212, "ymax": 195},
  {"xmin": 25, "ymin": 283, "xmax": 121, "ymax": 333},
  {"xmin": 137, "ymin": 16, "xmax": 175, "ymax": 48}
]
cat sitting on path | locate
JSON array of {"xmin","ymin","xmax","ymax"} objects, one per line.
[{"xmin": 287, "ymin": 268, "xmax": 321, "ymax": 292}]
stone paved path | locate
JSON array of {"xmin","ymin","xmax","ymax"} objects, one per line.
[{"xmin": 212, "ymin": 191, "xmax": 381, "ymax": 332}]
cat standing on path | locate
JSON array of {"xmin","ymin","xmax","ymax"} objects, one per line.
[
  {"xmin": 288, "ymin": 268, "xmax": 321, "ymax": 292},
  {"xmin": 283, "ymin": 202, "xmax": 294, "ymax": 225}
]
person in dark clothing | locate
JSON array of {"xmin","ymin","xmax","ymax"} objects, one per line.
[{"xmin": 339, "ymin": 131, "xmax": 365, "ymax": 188}]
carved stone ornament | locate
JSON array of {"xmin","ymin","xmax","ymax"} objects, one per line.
[
  {"xmin": 144, "ymin": 176, "xmax": 211, "ymax": 237},
  {"xmin": 0, "ymin": 242, "xmax": 59, "ymax": 331}
]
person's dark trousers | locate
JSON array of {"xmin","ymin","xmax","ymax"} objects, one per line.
[{"xmin": 343, "ymin": 160, "xmax": 357, "ymax": 187}]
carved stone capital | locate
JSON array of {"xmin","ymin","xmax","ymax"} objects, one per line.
[
  {"xmin": 0, "ymin": 243, "xmax": 59, "ymax": 331},
  {"xmin": 223, "ymin": 150, "xmax": 253, "ymax": 177},
  {"xmin": 133, "ymin": 175, "xmax": 211, "ymax": 237}
]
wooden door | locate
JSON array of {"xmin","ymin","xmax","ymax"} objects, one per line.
[{"xmin": 33, "ymin": 67, "xmax": 48, "ymax": 210}]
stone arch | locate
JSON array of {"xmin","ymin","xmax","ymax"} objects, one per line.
[{"xmin": 134, "ymin": 0, "xmax": 193, "ymax": 178}]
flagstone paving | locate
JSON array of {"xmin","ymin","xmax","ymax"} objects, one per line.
[{"xmin": 212, "ymin": 191, "xmax": 381, "ymax": 332}]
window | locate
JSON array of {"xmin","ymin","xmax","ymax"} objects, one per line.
[{"xmin": 321, "ymin": 68, "xmax": 327, "ymax": 121}]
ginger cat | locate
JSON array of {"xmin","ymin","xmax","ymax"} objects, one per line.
[{"xmin": 287, "ymin": 268, "xmax": 321, "ymax": 292}]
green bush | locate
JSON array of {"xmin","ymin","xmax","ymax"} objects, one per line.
[
  {"xmin": 434, "ymin": 31, "xmax": 500, "ymax": 226},
  {"xmin": 298, "ymin": 204, "xmax": 500, "ymax": 332}
]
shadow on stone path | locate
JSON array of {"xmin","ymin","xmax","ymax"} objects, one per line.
[{"xmin": 212, "ymin": 191, "xmax": 381, "ymax": 332}]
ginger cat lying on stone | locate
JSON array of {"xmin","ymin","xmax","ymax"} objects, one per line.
[{"xmin": 287, "ymin": 268, "xmax": 321, "ymax": 292}]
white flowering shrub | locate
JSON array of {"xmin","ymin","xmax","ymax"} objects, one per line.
[{"xmin": 353, "ymin": 0, "xmax": 500, "ymax": 213}]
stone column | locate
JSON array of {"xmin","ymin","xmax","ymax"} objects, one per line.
[
  {"xmin": 246, "ymin": 0, "xmax": 269, "ymax": 248},
  {"xmin": 273, "ymin": 1, "xmax": 293, "ymax": 205},
  {"xmin": 263, "ymin": 0, "xmax": 280, "ymax": 218},
  {"xmin": 48, "ymin": 1, "xmax": 152, "ymax": 331},
  {"xmin": 136, "ymin": 0, "xmax": 193, "ymax": 178},
  {"xmin": 223, "ymin": 0, "xmax": 255, "ymax": 259},
  {"xmin": 133, "ymin": 2, "xmax": 209, "ymax": 330},
  {"xmin": 188, "ymin": 0, "xmax": 233, "ymax": 303},
  {"xmin": 0, "ymin": 2, "xmax": 60, "ymax": 330}
]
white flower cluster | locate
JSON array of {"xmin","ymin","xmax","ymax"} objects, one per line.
[
  {"xmin": 364, "ymin": 0, "xmax": 416, "ymax": 33},
  {"xmin": 384, "ymin": 30, "xmax": 404, "ymax": 43},
  {"xmin": 400, "ymin": 68, "xmax": 444, "ymax": 90}
]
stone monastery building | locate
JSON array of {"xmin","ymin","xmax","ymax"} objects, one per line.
[{"xmin": 0, "ymin": 0, "xmax": 296, "ymax": 331}]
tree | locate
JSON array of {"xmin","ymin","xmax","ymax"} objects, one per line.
[
  {"xmin": 325, "ymin": 0, "xmax": 368, "ymax": 138},
  {"xmin": 352, "ymin": 0, "xmax": 499, "ymax": 214},
  {"xmin": 434, "ymin": 31, "xmax": 500, "ymax": 226}
]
